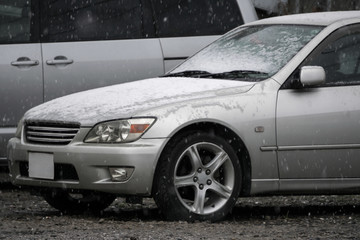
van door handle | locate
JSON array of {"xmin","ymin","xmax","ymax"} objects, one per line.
[
  {"xmin": 46, "ymin": 56, "xmax": 74, "ymax": 65},
  {"xmin": 11, "ymin": 57, "xmax": 39, "ymax": 67}
]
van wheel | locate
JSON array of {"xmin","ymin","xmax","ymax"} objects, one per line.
[
  {"xmin": 154, "ymin": 131, "xmax": 242, "ymax": 221},
  {"xmin": 42, "ymin": 190, "xmax": 116, "ymax": 214}
]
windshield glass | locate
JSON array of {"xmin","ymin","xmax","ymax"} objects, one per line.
[{"xmin": 170, "ymin": 25, "xmax": 323, "ymax": 81}]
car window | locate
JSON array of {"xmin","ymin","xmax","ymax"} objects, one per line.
[
  {"xmin": 40, "ymin": 0, "xmax": 144, "ymax": 42},
  {"xmin": 0, "ymin": 0, "xmax": 36, "ymax": 44},
  {"xmin": 172, "ymin": 25, "xmax": 323, "ymax": 79},
  {"xmin": 305, "ymin": 26, "xmax": 360, "ymax": 86},
  {"xmin": 151, "ymin": 0, "xmax": 244, "ymax": 38}
]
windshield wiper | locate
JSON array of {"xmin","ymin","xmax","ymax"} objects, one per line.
[
  {"xmin": 161, "ymin": 70, "xmax": 211, "ymax": 78},
  {"xmin": 161, "ymin": 70, "xmax": 269, "ymax": 81},
  {"xmin": 199, "ymin": 70, "xmax": 269, "ymax": 81}
]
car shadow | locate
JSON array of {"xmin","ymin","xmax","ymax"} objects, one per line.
[
  {"xmin": 98, "ymin": 196, "xmax": 360, "ymax": 222},
  {"xmin": 2, "ymin": 187, "xmax": 360, "ymax": 222},
  {"xmin": 8, "ymin": 201, "xmax": 360, "ymax": 223},
  {"xmin": 229, "ymin": 203, "xmax": 360, "ymax": 221}
]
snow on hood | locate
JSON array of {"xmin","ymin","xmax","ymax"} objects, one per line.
[{"xmin": 24, "ymin": 77, "xmax": 253, "ymax": 126}]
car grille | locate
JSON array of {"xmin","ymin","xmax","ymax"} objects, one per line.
[{"xmin": 25, "ymin": 122, "xmax": 80, "ymax": 145}]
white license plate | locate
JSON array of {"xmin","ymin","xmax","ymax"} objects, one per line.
[{"xmin": 28, "ymin": 152, "xmax": 54, "ymax": 180}]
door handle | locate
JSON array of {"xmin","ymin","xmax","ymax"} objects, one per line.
[
  {"xmin": 46, "ymin": 56, "xmax": 74, "ymax": 65},
  {"xmin": 11, "ymin": 57, "xmax": 39, "ymax": 67}
]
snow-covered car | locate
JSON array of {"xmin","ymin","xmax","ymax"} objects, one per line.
[{"xmin": 7, "ymin": 11, "xmax": 360, "ymax": 221}]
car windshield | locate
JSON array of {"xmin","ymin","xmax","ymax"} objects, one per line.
[{"xmin": 168, "ymin": 25, "xmax": 324, "ymax": 81}]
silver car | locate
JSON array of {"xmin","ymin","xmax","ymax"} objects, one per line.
[{"xmin": 8, "ymin": 11, "xmax": 360, "ymax": 221}]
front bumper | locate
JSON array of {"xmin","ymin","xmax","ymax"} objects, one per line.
[{"xmin": 7, "ymin": 128, "xmax": 167, "ymax": 196}]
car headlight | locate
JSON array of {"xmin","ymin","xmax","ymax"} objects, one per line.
[{"xmin": 84, "ymin": 118, "xmax": 155, "ymax": 143}]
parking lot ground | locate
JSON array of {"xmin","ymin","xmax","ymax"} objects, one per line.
[{"xmin": 1, "ymin": 185, "xmax": 360, "ymax": 239}]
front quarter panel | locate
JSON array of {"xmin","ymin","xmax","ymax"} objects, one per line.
[{"xmin": 139, "ymin": 79, "xmax": 280, "ymax": 183}]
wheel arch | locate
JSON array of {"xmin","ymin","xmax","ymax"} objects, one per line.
[{"xmin": 152, "ymin": 121, "xmax": 252, "ymax": 197}]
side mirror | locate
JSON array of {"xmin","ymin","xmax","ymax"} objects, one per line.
[{"xmin": 300, "ymin": 66, "xmax": 325, "ymax": 86}]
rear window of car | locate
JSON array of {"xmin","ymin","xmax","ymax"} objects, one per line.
[
  {"xmin": 40, "ymin": 0, "xmax": 144, "ymax": 42},
  {"xmin": 0, "ymin": 0, "xmax": 38, "ymax": 44},
  {"xmin": 151, "ymin": 0, "xmax": 244, "ymax": 38},
  {"xmin": 1, "ymin": 0, "xmax": 247, "ymax": 44}
]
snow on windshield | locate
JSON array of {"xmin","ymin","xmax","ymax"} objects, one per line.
[{"xmin": 173, "ymin": 25, "xmax": 323, "ymax": 76}]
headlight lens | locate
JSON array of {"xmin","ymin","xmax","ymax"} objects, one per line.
[{"xmin": 84, "ymin": 118, "xmax": 155, "ymax": 143}]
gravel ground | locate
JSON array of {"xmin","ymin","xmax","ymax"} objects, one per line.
[{"xmin": 1, "ymin": 183, "xmax": 360, "ymax": 240}]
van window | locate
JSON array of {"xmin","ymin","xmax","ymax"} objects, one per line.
[
  {"xmin": 40, "ymin": 0, "xmax": 144, "ymax": 42},
  {"xmin": 0, "ymin": 0, "xmax": 36, "ymax": 44},
  {"xmin": 151, "ymin": 0, "xmax": 244, "ymax": 38}
]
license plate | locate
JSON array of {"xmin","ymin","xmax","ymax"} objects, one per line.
[{"xmin": 28, "ymin": 152, "xmax": 54, "ymax": 180}]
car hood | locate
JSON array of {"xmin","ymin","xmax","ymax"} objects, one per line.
[{"xmin": 24, "ymin": 77, "xmax": 254, "ymax": 126}]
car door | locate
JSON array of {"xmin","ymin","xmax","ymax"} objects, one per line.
[
  {"xmin": 40, "ymin": 0, "xmax": 164, "ymax": 101},
  {"xmin": 0, "ymin": 0, "xmax": 42, "ymax": 163},
  {"xmin": 151, "ymin": 0, "xmax": 257, "ymax": 72},
  {"xmin": 276, "ymin": 24, "xmax": 360, "ymax": 180}
]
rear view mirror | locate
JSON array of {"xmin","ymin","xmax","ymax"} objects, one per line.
[{"xmin": 300, "ymin": 66, "xmax": 325, "ymax": 86}]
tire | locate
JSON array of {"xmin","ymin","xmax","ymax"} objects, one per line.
[
  {"xmin": 42, "ymin": 189, "xmax": 116, "ymax": 214},
  {"xmin": 153, "ymin": 131, "xmax": 242, "ymax": 221}
]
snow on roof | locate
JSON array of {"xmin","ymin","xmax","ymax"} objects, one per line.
[{"xmin": 246, "ymin": 11, "xmax": 360, "ymax": 26}]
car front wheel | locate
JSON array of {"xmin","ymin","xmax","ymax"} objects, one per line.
[{"xmin": 154, "ymin": 131, "xmax": 242, "ymax": 221}]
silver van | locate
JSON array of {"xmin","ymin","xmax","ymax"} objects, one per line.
[{"xmin": 0, "ymin": 0, "xmax": 258, "ymax": 166}]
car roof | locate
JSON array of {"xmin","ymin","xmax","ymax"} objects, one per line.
[{"xmin": 245, "ymin": 11, "xmax": 360, "ymax": 26}]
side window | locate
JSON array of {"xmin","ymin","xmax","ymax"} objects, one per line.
[
  {"xmin": 151, "ymin": 0, "xmax": 244, "ymax": 38},
  {"xmin": 306, "ymin": 28, "xmax": 360, "ymax": 86},
  {"xmin": 40, "ymin": 0, "xmax": 144, "ymax": 42},
  {"xmin": 0, "ymin": 0, "xmax": 37, "ymax": 44}
]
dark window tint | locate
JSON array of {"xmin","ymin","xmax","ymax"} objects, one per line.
[
  {"xmin": 0, "ymin": 0, "xmax": 36, "ymax": 44},
  {"xmin": 151, "ymin": 0, "xmax": 243, "ymax": 38},
  {"xmin": 40, "ymin": 0, "xmax": 144, "ymax": 42},
  {"xmin": 307, "ymin": 28, "xmax": 360, "ymax": 86}
]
